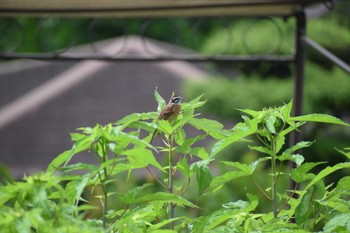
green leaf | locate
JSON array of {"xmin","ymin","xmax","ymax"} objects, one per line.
[
  {"xmin": 319, "ymin": 176, "xmax": 350, "ymax": 212},
  {"xmin": 70, "ymin": 132, "xmax": 86, "ymax": 142},
  {"xmin": 295, "ymin": 181, "xmax": 326, "ymax": 225},
  {"xmin": 158, "ymin": 120, "xmax": 173, "ymax": 135},
  {"xmin": 186, "ymin": 94, "xmax": 206, "ymax": 109},
  {"xmin": 154, "ymin": 88, "xmax": 166, "ymax": 112},
  {"xmin": 188, "ymin": 118, "xmax": 225, "ymax": 139},
  {"xmin": 323, "ymin": 213, "xmax": 350, "ymax": 232},
  {"xmin": 248, "ymin": 146, "xmax": 274, "ymax": 156},
  {"xmin": 222, "ymin": 161, "xmax": 253, "ymax": 174},
  {"xmin": 122, "ymin": 148, "xmax": 162, "ymax": 170},
  {"xmin": 189, "ymin": 147, "xmax": 209, "ymax": 160},
  {"xmin": 237, "ymin": 108, "xmax": 259, "ymax": 117},
  {"xmin": 197, "ymin": 166, "xmax": 212, "ymax": 195},
  {"xmin": 177, "ymin": 134, "xmax": 207, "ymax": 154},
  {"xmin": 59, "ymin": 163, "xmax": 97, "ymax": 173},
  {"xmin": 264, "ymin": 113, "xmax": 277, "ymax": 134},
  {"xmin": 290, "ymin": 162, "xmax": 326, "ymax": 183},
  {"xmin": 279, "ymin": 153, "xmax": 304, "ymax": 167},
  {"xmin": 124, "ymin": 192, "xmax": 197, "ymax": 208},
  {"xmin": 47, "ymin": 150, "xmax": 71, "ymax": 173},
  {"xmin": 281, "ymin": 100, "xmax": 293, "ymax": 121},
  {"xmin": 176, "ymin": 157, "xmax": 192, "ymax": 178},
  {"xmin": 174, "ymin": 128, "xmax": 186, "ymax": 145},
  {"xmin": 336, "ymin": 148, "xmax": 350, "ymax": 160},
  {"xmin": 209, "ymin": 170, "xmax": 250, "ymax": 193},
  {"xmin": 119, "ymin": 183, "xmax": 153, "ymax": 204},
  {"xmin": 116, "ymin": 112, "xmax": 157, "ymax": 127},
  {"xmin": 283, "ymin": 141, "xmax": 314, "ymax": 156},
  {"xmin": 65, "ymin": 173, "xmax": 91, "ymax": 205},
  {"xmin": 147, "ymin": 217, "xmax": 182, "ymax": 232},
  {"xmin": 249, "ymin": 157, "xmax": 270, "ymax": 172},
  {"xmin": 303, "ymin": 162, "xmax": 350, "ymax": 192},
  {"xmin": 290, "ymin": 114, "xmax": 350, "ymax": 126},
  {"xmin": 211, "ymin": 117, "xmax": 258, "ymax": 157}
]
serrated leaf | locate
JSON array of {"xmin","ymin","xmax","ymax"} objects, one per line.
[
  {"xmin": 264, "ymin": 113, "xmax": 277, "ymax": 134},
  {"xmin": 65, "ymin": 173, "xmax": 91, "ymax": 205},
  {"xmin": 177, "ymin": 134, "xmax": 207, "ymax": 154},
  {"xmin": 290, "ymin": 114, "xmax": 350, "ymax": 126},
  {"xmin": 211, "ymin": 118, "xmax": 258, "ymax": 157},
  {"xmin": 188, "ymin": 118, "xmax": 225, "ymax": 139},
  {"xmin": 122, "ymin": 148, "xmax": 162, "ymax": 170}
]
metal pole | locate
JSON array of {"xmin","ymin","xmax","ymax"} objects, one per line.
[
  {"xmin": 289, "ymin": 11, "xmax": 306, "ymax": 191},
  {"xmin": 302, "ymin": 36, "xmax": 350, "ymax": 74}
]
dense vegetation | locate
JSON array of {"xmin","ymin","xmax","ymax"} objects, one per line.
[{"xmin": 1, "ymin": 91, "xmax": 349, "ymax": 232}]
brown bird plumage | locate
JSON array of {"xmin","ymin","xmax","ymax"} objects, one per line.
[{"xmin": 150, "ymin": 93, "xmax": 183, "ymax": 143}]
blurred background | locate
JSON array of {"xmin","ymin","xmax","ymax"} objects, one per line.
[{"xmin": 0, "ymin": 0, "xmax": 349, "ymax": 215}]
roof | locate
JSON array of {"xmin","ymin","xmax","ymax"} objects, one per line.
[
  {"xmin": 0, "ymin": 36, "xmax": 210, "ymax": 178},
  {"xmin": 0, "ymin": 0, "xmax": 324, "ymax": 17}
]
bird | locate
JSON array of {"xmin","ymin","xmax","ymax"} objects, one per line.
[{"xmin": 150, "ymin": 93, "xmax": 183, "ymax": 143}]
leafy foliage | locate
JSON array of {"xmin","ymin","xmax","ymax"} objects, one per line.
[{"xmin": 0, "ymin": 92, "xmax": 349, "ymax": 232}]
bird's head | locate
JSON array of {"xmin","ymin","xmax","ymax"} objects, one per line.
[{"xmin": 170, "ymin": 94, "xmax": 183, "ymax": 105}]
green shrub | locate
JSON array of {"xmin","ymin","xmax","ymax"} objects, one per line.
[{"xmin": 0, "ymin": 91, "xmax": 349, "ymax": 232}]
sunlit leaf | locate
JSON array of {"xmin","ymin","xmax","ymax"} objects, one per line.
[
  {"xmin": 188, "ymin": 118, "xmax": 225, "ymax": 139},
  {"xmin": 290, "ymin": 114, "xmax": 350, "ymax": 126},
  {"xmin": 211, "ymin": 118, "xmax": 258, "ymax": 157},
  {"xmin": 154, "ymin": 87, "xmax": 166, "ymax": 112}
]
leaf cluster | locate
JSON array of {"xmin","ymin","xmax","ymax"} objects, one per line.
[{"xmin": 0, "ymin": 92, "xmax": 350, "ymax": 232}]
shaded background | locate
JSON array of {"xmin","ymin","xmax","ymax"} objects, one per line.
[{"xmin": 0, "ymin": 0, "xmax": 349, "ymax": 215}]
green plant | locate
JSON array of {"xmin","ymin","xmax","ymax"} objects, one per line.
[{"xmin": 0, "ymin": 91, "xmax": 349, "ymax": 232}]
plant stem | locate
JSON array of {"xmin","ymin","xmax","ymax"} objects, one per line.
[
  {"xmin": 168, "ymin": 133, "xmax": 174, "ymax": 230},
  {"xmin": 270, "ymin": 138, "xmax": 278, "ymax": 218},
  {"xmin": 146, "ymin": 166, "xmax": 169, "ymax": 190},
  {"xmin": 101, "ymin": 140, "xmax": 109, "ymax": 229}
]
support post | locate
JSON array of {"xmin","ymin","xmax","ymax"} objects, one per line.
[{"xmin": 289, "ymin": 11, "xmax": 306, "ymax": 190}]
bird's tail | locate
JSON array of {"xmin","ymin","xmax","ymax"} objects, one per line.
[{"xmin": 150, "ymin": 129, "xmax": 158, "ymax": 144}]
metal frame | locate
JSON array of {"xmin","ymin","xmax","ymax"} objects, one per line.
[
  {"xmin": 1, "ymin": 2, "xmax": 350, "ymax": 188},
  {"xmin": 1, "ymin": 9, "xmax": 349, "ymax": 128}
]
